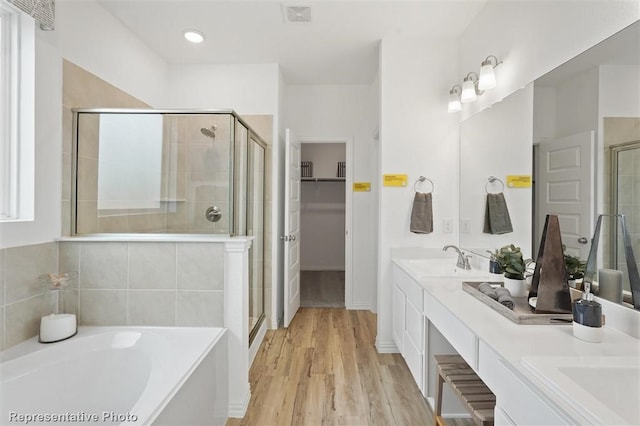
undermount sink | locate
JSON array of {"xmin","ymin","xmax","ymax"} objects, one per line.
[
  {"xmin": 521, "ymin": 356, "xmax": 640, "ymax": 425},
  {"xmin": 398, "ymin": 258, "xmax": 490, "ymax": 279}
]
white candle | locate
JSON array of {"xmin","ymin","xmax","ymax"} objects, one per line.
[{"xmin": 598, "ymin": 268, "xmax": 623, "ymax": 303}]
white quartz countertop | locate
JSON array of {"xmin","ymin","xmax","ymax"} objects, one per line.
[{"xmin": 392, "ymin": 252, "xmax": 640, "ymax": 424}]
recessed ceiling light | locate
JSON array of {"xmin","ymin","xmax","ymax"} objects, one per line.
[{"xmin": 183, "ymin": 29, "xmax": 204, "ymax": 43}]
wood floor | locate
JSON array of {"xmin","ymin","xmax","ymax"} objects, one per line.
[{"xmin": 226, "ymin": 308, "xmax": 433, "ymax": 426}]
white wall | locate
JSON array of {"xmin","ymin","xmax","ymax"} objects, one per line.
[
  {"xmin": 1, "ymin": 0, "xmax": 169, "ymax": 249},
  {"xmin": 599, "ymin": 65, "xmax": 640, "ymax": 117},
  {"xmin": 377, "ymin": 37, "xmax": 460, "ymax": 351},
  {"xmin": 556, "ymin": 67, "xmax": 599, "ymax": 139},
  {"xmin": 457, "ymin": 1, "xmax": 640, "ymax": 120},
  {"xmin": 284, "ymin": 84, "xmax": 378, "ymax": 310},
  {"xmin": 54, "ymin": 1, "xmax": 170, "ymax": 107}
]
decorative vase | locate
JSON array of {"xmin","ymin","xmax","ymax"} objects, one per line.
[{"xmin": 503, "ymin": 277, "xmax": 527, "ymax": 297}]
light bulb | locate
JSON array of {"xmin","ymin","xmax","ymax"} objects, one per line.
[
  {"xmin": 183, "ymin": 29, "xmax": 204, "ymax": 43},
  {"xmin": 461, "ymin": 77, "xmax": 477, "ymax": 103},
  {"xmin": 448, "ymin": 91, "xmax": 462, "ymax": 113},
  {"xmin": 478, "ymin": 62, "xmax": 496, "ymax": 91}
]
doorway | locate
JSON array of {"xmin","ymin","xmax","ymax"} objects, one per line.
[{"xmin": 299, "ymin": 139, "xmax": 352, "ymax": 308}]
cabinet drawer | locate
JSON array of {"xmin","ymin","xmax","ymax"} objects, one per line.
[
  {"xmin": 478, "ymin": 341, "xmax": 572, "ymax": 425},
  {"xmin": 405, "ymin": 297, "xmax": 423, "ymax": 348},
  {"xmin": 403, "ymin": 330, "xmax": 423, "ymax": 392},
  {"xmin": 424, "ymin": 292, "xmax": 477, "ymax": 369},
  {"xmin": 392, "ymin": 265, "xmax": 423, "ymax": 312}
]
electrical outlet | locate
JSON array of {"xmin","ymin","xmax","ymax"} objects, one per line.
[
  {"xmin": 443, "ymin": 218, "xmax": 453, "ymax": 233},
  {"xmin": 461, "ymin": 219, "xmax": 471, "ymax": 234}
]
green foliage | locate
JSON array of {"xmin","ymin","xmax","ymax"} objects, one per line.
[
  {"xmin": 493, "ymin": 244, "xmax": 526, "ymax": 280},
  {"xmin": 563, "ymin": 246, "xmax": 586, "ymax": 279}
]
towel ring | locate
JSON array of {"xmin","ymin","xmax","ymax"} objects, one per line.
[
  {"xmin": 485, "ymin": 176, "xmax": 505, "ymax": 194},
  {"xmin": 414, "ymin": 176, "xmax": 434, "ymax": 194}
]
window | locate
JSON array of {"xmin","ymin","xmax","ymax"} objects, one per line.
[{"xmin": 0, "ymin": 2, "xmax": 34, "ymax": 221}]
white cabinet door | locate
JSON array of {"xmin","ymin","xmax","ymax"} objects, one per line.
[
  {"xmin": 392, "ymin": 283, "xmax": 405, "ymax": 352},
  {"xmin": 404, "ymin": 300, "xmax": 424, "ymax": 393}
]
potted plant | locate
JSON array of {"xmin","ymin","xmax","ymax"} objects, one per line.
[
  {"xmin": 494, "ymin": 244, "xmax": 527, "ymax": 296},
  {"xmin": 563, "ymin": 247, "xmax": 586, "ymax": 289}
]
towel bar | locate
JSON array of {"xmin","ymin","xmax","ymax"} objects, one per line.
[
  {"xmin": 414, "ymin": 176, "xmax": 434, "ymax": 194},
  {"xmin": 485, "ymin": 176, "xmax": 505, "ymax": 193}
]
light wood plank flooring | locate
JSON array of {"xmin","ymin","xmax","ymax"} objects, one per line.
[{"xmin": 226, "ymin": 308, "xmax": 433, "ymax": 426}]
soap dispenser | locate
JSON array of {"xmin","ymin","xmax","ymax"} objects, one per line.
[{"xmin": 572, "ymin": 292, "xmax": 603, "ymax": 343}]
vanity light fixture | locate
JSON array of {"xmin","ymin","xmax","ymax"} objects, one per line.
[
  {"xmin": 478, "ymin": 55, "xmax": 502, "ymax": 91},
  {"xmin": 183, "ymin": 29, "xmax": 205, "ymax": 43},
  {"xmin": 447, "ymin": 85, "xmax": 462, "ymax": 113},
  {"xmin": 460, "ymin": 72, "xmax": 480, "ymax": 103}
]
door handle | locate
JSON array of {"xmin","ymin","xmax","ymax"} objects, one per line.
[
  {"xmin": 280, "ymin": 235, "xmax": 289, "ymax": 242},
  {"xmin": 290, "ymin": 235, "xmax": 296, "ymax": 242},
  {"xmin": 578, "ymin": 237, "xmax": 589, "ymax": 245}
]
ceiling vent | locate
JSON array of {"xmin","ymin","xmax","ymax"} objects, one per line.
[{"xmin": 283, "ymin": 4, "xmax": 312, "ymax": 23}]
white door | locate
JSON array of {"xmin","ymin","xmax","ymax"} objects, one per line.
[
  {"xmin": 283, "ymin": 129, "xmax": 301, "ymax": 327},
  {"xmin": 537, "ymin": 131, "xmax": 595, "ymax": 259}
]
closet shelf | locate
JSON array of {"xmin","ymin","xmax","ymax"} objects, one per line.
[{"xmin": 301, "ymin": 177, "xmax": 345, "ymax": 182}]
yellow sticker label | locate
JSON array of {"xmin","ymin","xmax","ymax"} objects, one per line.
[
  {"xmin": 353, "ymin": 182, "xmax": 371, "ymax": 192},
  {"xmin": 383, "ymin": 174, "xmax": 408, "ymax": 187},
  {"xmin": 506, "ymin": 175, "xmax": 532, "ymax": 188}
]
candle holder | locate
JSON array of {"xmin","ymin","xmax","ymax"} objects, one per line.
[
  {"xmin": 38, "ymin": 272, "xmax": 78, "ymax": 343},
  {"xmin": 583, "ymin": 214, "xmax": 640, "ymax": 310}
]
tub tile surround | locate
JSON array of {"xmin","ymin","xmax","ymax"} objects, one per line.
[
  {"xmin": 0, "ymin": 242, "xmax": 59, "ymax": 350},
  {"xmin": 59, "ymin": 241, "xmax": 225, "ymax": 328}
]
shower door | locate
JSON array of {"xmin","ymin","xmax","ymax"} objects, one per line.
[{"xmin": 610, "ymin": 140, "xmax": 640, "ymax": 293}]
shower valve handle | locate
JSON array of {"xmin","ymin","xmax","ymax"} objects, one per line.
[{"xmin": 205, "ymin": 206, "xmax": 222, "ymax": 223}]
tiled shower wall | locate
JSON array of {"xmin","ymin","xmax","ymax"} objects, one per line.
[
  {"xmin": 0, "ymin": 240, "xmax": 225, "ymax": 351},
  {"xmin": 63, "ymin": 60, "xmax": 274, "ymax": 327}
]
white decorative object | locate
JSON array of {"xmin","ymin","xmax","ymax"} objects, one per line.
[{"xmin": 504, "ymin": 277, "xmax": 527, "ymax": 297}]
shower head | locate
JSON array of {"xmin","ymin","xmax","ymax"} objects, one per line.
[{"xmin": 200, "ymin": 125, "xmax": 216, "ymax": 139}]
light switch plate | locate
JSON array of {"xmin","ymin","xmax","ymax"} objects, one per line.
[
  {"xmin": 443, "ymin": 218, "xmax": 453, "ymax": 233},
  {"xmin": 461, "ymin": 219, "xmax": 471, "ymax": 233}
]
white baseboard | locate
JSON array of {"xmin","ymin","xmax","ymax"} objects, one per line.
[
  {"xmin": 375, "ymin": 339, "xmax": 399, "ymax": 353},
  {"xmin": 347, "ymin": 302, "xmax": 372, "ymax": 310},
  {"xmin": 228, "ymin": 388, "xmax": 251, "ymax": 419},
  {"xmin": 249, "ymin": 320, "xmax": 267, "ymax": 367}
]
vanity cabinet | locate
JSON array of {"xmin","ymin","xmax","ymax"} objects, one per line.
[
  {"xmin": 478, "ymin": 341, "xmax": 572, "ymax": 425},
  {"xmin": 392, "ymin": 266, "xmax": 426, "ymax": 394},
  {"xmin": 391, "ymin": 260, "xmax": 578, "ymax": 424}
]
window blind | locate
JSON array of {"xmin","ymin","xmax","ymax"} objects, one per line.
[{"xmin": 6, "ymin": 0, "xmax": 54, "ymax": 29}]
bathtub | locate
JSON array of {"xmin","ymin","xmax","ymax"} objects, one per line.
[{"xmin": 0, "ymin": 326, "xmax": 228, "ymax": 425}]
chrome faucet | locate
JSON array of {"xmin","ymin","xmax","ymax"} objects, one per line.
[{"xmin": 442, "ymin": 245, "xmax": 472, "ymax": 270}]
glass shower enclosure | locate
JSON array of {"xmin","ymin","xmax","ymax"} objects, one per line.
[{"xmin": 72, "ymin": 109, "xmax": 266, "ymax": 342}]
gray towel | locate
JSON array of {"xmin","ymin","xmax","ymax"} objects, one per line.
[
  {"xmin": 483, "ymin": 192, "xmax": 513, "ymax": 234},
  {"xmin": 478, "ymin": 282, "xmax": 498, "ymax": 300},
  {"xmin": 410, "ymin": 192, "xmax": 433, "ymax": 234},
  {"xmin": 495, "ymin": 287, "xmax": 515, "ymax": 310}
]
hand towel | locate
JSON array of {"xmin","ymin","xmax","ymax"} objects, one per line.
[
  {"xmin": 410, "ymin": 192, "xmax": 433, "ymax": 234},
  {"xmin": 478, "ymin": 282, "xmax": 498, "ymax": 300},
  {"xmin": 495, "ymin": 287, "xmax": 515, "ymax": 310},
  {"xmin": 483, "ymin": 192, "xmax": 513, "ymax": 234}
]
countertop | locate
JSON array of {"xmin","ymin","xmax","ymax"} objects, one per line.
[{"xmin": 392, "ymin": 250, "xmax": 640, "ymax": 424}]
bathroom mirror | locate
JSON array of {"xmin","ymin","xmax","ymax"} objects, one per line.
[{"xmin": 459, "ymin": 21, "xmax": 640, "ymax": 307}]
